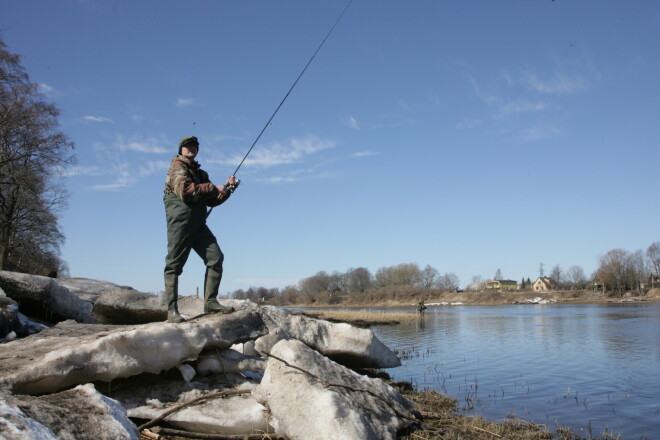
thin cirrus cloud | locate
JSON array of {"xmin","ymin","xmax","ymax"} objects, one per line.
[
  {"xmin": 83, "ymin": 115, "xmax": 113, "ymax": 123},
  {"xmin": 222, "ymin": 135, "xmax": 335, "ymax": 169},
  {"xmin": 351, "ymin": 151, "xmax": 378, "ymax": 158},
  {"xmin": 176, "ymin": 98, "xmax": 196, "ymax": 107},
  {"xmin": 522, "ymin": 71, "xmax": 591, "ymax": 95},
  {"xmin": 116, "ymin": 136, "xmax": 169, "ymax": 154},
  {"xmin": 345, "ymin": 116, "xmax": 360, "ymax": 130},
  {"xmin": 138, "ymin": 160, "xmax": 170, "ymax": 177}
]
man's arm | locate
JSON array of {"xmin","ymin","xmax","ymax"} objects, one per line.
[{"xmin": 169, "ymin": 161, "xmax": 219, "ymax": 203}]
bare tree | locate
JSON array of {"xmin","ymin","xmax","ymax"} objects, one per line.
[
  {"xmin": 627, "ymin": 250, "xmax": 648, "ymax": 294},
  {"xmin": 344, "ymin": 267, "xmax": 372, "ymax": 294},
  {"xmin": 493, "ymin": 268, "xmax": 503, "ymax": 280},
  {"xmin": 299, "ymin": 271, "xmax": 331, "ymax": 299},
  {"xmin": 550, "ymin": 265, "xmax": 563, "ymax": 286},
  {"xmin": 436, "ymin": 272, "xmax": 460, "ymax": 291},
  {"xmin": 596, "ymin": 249, "xmax": 629, "ymax": 296},
  {"xmin": 418, "ymin": 264, "xmax": 439, "ymax": 291},
  {"xmin": 0, "ymin": 38, "xmax": 75, "ymax": 274},
  {"xmin": 375, "ymin": 263, "xmax": 420, "ymax": 287},
  {"xmin": 566, "ymin": 265, "xmax": 587, "ymax": 290},
  {"xmin": 647, "ymin": 242, "xmax": 660, "ymax": 276},
  {"xmin": 468, "ymin": 275, "xmax": 485, "ymax": 291}
]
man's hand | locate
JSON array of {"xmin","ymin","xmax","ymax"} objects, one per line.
[
  {"xmin": 225, "ymin": 175, "xmax": 240, "ymax": 193},
  {"xmin": 215, "ymin": 176, "xmax": 240, "ymax": 199}
]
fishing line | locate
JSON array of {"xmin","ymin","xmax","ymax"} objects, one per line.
[{"xmin": 232, "ymin": 0, "xmax": 353, "ymax": 176}]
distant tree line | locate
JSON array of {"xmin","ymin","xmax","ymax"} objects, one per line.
[
  {"xmin": 230, "ymin": 263, "xmax": 461, "ymax": 305},
  {"xmin": 230, "ymin": 241, "xmax": 660, "ymax": 305},
  {"xmin": 0, "ymin": 37, "xmax": 75, "ymax": 276},
  {"xmin": 591, "ymin": 242, "xmax": 660, "ymax": 297},
  {"xmin": 519, "ymin": 241, "xmax": 659, "ymax": 297}
]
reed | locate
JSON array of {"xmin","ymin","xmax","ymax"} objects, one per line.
[
  {"xmin": 303, "ymin": 309, "xmax": 419, "ymax": 325},
  {"xmin": 393, "ymin": 382, "xmax": 623, "ymax": 440}
]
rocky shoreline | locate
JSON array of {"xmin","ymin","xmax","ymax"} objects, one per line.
[
  {"xmin": 0, "ymin": 270, "xmax": 637, "ymax": 439},
  {"xmin": 0, "ymin": 270, "xmax": 414, "ymax": 439}
]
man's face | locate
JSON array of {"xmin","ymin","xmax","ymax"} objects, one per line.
[{"xmin": 181, "ymin": 143, "xmax": 198, "ymax": 159}]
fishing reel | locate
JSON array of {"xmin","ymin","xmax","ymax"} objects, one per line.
[{"xmin": 227, "ymin": 178, "xmax": 241, "ymax": 194}]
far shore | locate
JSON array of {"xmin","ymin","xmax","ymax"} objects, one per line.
[
  {"xmin": 290, "ymin": 289, "xmax": 660, "ymax": 326},
  {"xmin": 290, "ymin": 288, "xmax": 660, "ymax": 309}
]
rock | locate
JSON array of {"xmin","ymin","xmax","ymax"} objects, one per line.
[
  {"xmin": 231, "ymin": 340, "xmax": 260, "ymax": 357},
  {"xmin": 91, "ymin": 291, "xmax": 257, "ymax": 325},
  {"xmin": 1, "ymin": 294, "xmax": 49, "ymax": 340},
  {"xmin": 0, "ymin": 383, "xmax": 138, "ymax": 440},
  {"xmin": 253, "ymin": 339, "xmax": 418, "ymax": 440},
  {"xmin": 196, "ymin": 348, "xmax": 266, "ymax": 375},
  {"xmin": 0, "ymin": 295, "xmax": 19, "ymax": 339},
  {"xmin": 92, "ymin": 290, "xmax": 167, "ymax": 324},
  {"xmin": 0, "ymin": 331, "xmax": 17, "ymax": 343},
  {"xmin": 0, "ymin": 271, "xmax": 96, "ymax": 324},
  {"xmin": 261, "ymin": 306, "xmax": 401, "ymax": 368},
  {"xmin": 254, "ymin": 326, "xmax": 290, "ymax": 355},
  {"xmin": 0, "ymin": 309, "xmax": 268, "ymax": 395},
  {"xmin": 57, "ymin": 277, "xmax": 137, "ymax": 304}
]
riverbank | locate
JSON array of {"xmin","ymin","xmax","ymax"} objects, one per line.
[
  {"xmin": 298, "ymin": 290, "xmax": 660, "ymax": 327},
  {"xmin": 393, "ymin": 380, "xmax": 622, "ymax": 440},
  {"xmin": 292, "ymin": 288, "xmax": 660, "ymax": 309}
]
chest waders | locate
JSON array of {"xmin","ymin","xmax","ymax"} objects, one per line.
[{"xmin": 164, "ymin": 193, "xmax": 233, "ymax": 322}]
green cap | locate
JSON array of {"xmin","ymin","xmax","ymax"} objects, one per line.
[{"xmin": 179, "ymin": 136, "xmax": 199, "ymax": 153}]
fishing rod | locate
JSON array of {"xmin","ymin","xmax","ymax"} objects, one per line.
[{"xmin": 209, "ymin": 0, "xmax": 353, "ymax": 218}]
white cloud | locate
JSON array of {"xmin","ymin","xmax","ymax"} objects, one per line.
[
  {"xmin": 91, "ymin": 161, "xmax": 135, "ymax": 191},
  {"xmin": 37, "ymin": 83, "xmax": 58, "ymax": 98},
  {"xmin": 224, "ymin": 135, "xmax": 334, "ymax": 169},
  {"xmin": 345, "ymin": 116, "xmax": 360, "ymax": 130},
  {"xmin": 176, "ymin": 98, "xmax": 196, "ymax": 107},
  {"xmin": 517, "ymin": 124, "xmax": 560, "ymax": 141},
  {"xmin": 83, "ymin": 115, "xmax": 113, "ymax": 123},
  {"xmin": 351, "ymin": 151, "xmax": 377, "ymax": 157},
  {"xmin": 256, "ymin": 175, "xmax": 297, "ymax": 184},
  {"xmin": 116, "ymin": 135, "xmax": 169, "ymax": 154},
  {"xmin": 60, "ymin": 165, "xmax": 104, "ymax": 177},
  {"xmin": 523, "ymin": 71, "xmax": 591, "ymax": 95},
  {"xmin": 138, "ymin": 160, "xmax": 170, "ymax": 177},
  {"xmin": 497, "ymin": 99, "xmax": 548, "ymax": 117}
]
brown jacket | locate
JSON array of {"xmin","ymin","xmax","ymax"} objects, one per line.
[{"xmin": 164, "ymin": 155, "xmax": 230, "ymax": 207}]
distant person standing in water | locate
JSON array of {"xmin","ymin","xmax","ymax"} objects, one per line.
[
  {"xmin": 417, "ymin": 300, "xmax": 427, "ymax": 314},
  {"xmin": 163, "ymin": 136, "xmax": 239, "ymax": 323}
]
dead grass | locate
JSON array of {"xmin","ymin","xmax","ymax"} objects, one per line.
[
  {"xmin": 302, "ymin": 309, "xmax": 420, "ymax": 325},
  {"xmin": 393, "ymin": 382, "xmax": 624, "ymax": 440}
]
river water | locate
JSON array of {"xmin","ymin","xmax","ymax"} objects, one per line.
[{"xmin": 366, "ymin": 303, "xmax": 660, "ymax": 440}]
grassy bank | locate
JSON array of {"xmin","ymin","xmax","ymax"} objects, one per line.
[
  {"xmin": 291, "ymin": 288, "xmax": 660, "ymax": 309},
  {"xmin": 392, "ymin": 381, "xmax": 622, "ymax": 440}
]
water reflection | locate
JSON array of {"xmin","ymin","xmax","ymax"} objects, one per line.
[{"xmin": 371, "ymin": 304, "xmax": 660, "ymax": 439}]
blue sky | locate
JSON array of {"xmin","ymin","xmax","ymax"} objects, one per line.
[{"xmin": 3, "ymin": 0, "xmax": 658, "ymax": 295}]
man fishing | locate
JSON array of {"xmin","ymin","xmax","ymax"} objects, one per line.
[{"xmin": 163, "ymin": 136, "xmax": 238, "ymax": 323}]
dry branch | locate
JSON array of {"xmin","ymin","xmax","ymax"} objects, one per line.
[
  {"xmin": 137, "ymin": 389, "xmax": 252, "ymax": 432},
  {"xmin": 152, "ymin": 426, "xmax": 284, "ymax": 439}
]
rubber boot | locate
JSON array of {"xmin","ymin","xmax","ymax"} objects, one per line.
[
  {"xmin": 165, "ymin": 274, "xmax": 185, "ymax": 323},
  {"xmin": 203, "ymin": 267, "xmax": 234, "ymax": 314}
]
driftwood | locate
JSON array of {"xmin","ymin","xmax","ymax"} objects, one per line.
[
  {"xmin": 149, "ymin": 426, "xmax": 283, "ymax": 439},
  {"xmin": 137, "ymin": 389, "xmax": 252, "ymax": 432}
]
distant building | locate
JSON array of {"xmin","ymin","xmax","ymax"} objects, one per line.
[
  {"xmin": 533, "ymin": 277, "xmax": 557, "ymax": 292},
  {"xmin": 485, "ymin": 280, "xmax": 518, "ymax": 292},
  {"xmin": 647, "ymin": 273, "xmax": 660, "ymax": 289}
]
